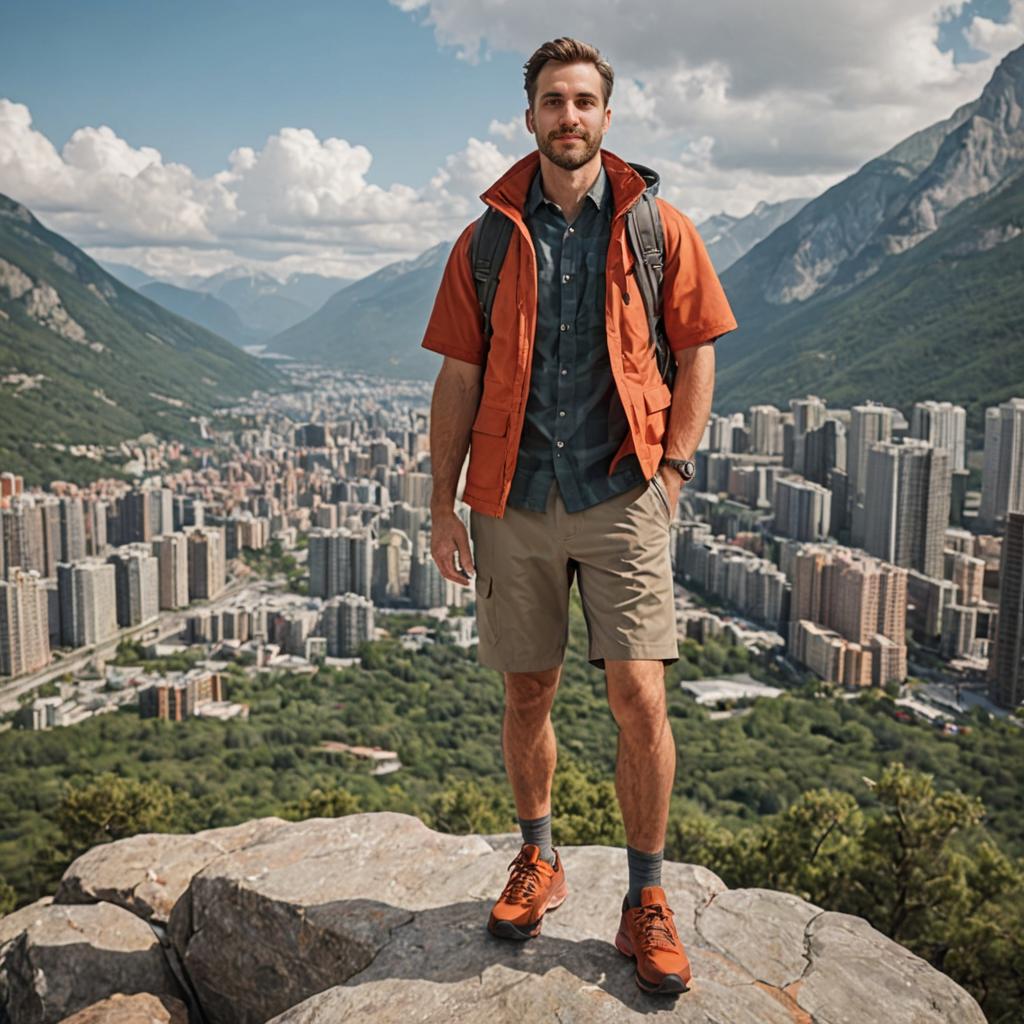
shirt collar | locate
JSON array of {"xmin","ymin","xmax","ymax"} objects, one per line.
[{"xmin": 525, "ymin": 163, "xmax": 609, "ymax": 216}]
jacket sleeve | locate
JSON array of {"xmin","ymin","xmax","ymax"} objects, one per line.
[
  {"xmin": 657, "ymin": 199, "xmax": 738, "ymax": 353},
  {"xmin": 420, "ymin": 222, "xmax": 485, "ymax": 365}
]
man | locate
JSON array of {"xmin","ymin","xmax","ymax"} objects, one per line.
[{"xmin": 421, "ymin": 37, "xmax": 736, "ymax": 995}]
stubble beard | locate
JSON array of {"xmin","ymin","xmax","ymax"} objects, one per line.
[{"xmin": 536, "ymin": 126, "xmax": 603, "ymax": 170}]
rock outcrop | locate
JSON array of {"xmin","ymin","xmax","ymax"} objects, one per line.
[{"xmin": 0, "ymin": 812, "xmax": 986, "ymax": 1024}]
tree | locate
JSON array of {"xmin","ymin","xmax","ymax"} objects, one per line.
[
  {"xmin": 56, "ymin": 773, "xmax": 177, "ymax": 855},
  {"xmin": 0, "ymin": 876, "xmax": 15, "ymax": 916},
  {"xmin": 288, "ymin": 786, "xmax": 362, "ymax": 820},
  {"xmin": 430, "ymin": 779, "xmax": 514, "ymax": 836}
]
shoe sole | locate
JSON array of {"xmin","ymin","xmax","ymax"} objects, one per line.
[
  {"xmin": 487, "ymin": 890, "xmax": 568, "ymax": 940},
  {"xmin": 614, "ymin": 931, "xmax": 691, "ymax": 995}
]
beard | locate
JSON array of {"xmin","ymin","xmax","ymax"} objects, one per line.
[{"xmin": 536, "ymin": 126, "xmax": 603, "ymax": 170}]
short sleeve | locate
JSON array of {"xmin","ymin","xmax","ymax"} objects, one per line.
[
  {"xmin": 657, "ymin": 199, "xmax": 738, "ymax": 353},
  {"xmin": 420, "ymin": 221, "xmax": 485, "ymax": 365}
]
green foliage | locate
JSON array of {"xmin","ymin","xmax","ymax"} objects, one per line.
[
  {"xmin": 286, "ymin": 786, "xmax": 362, "ymax": 820},
  {"xmin": 429, "ymin": 779, "xmax": 515, "ymax": 836},
  {"xmin": 0, "ymin": 876, "xmax": 14, "ymax": 916},
  {"xmin": 55, "ymin": 772, "xmax": 178, "ymax": 857},
  {"xmin": 0, "ymin": 194, "xmax": 277, "ymax": 484}
]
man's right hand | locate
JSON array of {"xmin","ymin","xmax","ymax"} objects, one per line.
[{"xmin": 431, "ymin": 509, "xmax": 476, "ymax": 586}]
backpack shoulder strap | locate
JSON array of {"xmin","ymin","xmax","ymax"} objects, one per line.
[
  {"xmin": 625, "ymin": 192, "xmax": 675, "ymax": 388},
  {"xmin": 469, "ymin": 208, "xmax": 514, "ymax": 372}
]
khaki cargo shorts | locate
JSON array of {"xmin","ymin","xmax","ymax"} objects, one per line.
[{"xmin": 469, "ymin": 476, "xmax": 679, "ymax": 672}]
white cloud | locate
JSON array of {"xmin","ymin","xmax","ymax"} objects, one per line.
[
  {"xmin": 391, "ymin": 0, "xmax": 1023, "ymax": 216},
  {"xmin": 0, "ymin": 98, "xmax": 520, "ymax": 280},
  {"xmin": 2, "ymin": 0, "xmax": 1022, "ymax": 277}
]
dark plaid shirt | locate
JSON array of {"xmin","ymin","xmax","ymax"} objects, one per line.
[{"xmin": 506, "ymin": 166, "xmax": 646, "ymax": 513}]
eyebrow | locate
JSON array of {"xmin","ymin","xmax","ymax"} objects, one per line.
[{"xmin": 539, "ymin": 90, "xmax": 601, "ymax": 101}]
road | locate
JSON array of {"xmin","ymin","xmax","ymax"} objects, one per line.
[{"xmin": 0, "ymin": 574, "xmax": 251, "ymax": 715}]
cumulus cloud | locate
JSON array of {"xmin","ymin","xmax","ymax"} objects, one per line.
[
  {"xmin": 0, "ymin": 99, "xmax": 520, "ymax": 280},
  {"xmin": 392, "ymin": 0, "xmax": 1024, "ymax": 218},
  {"xmin": 2, "ymin": 0, "xmax": 1022, "ymax": 277}
]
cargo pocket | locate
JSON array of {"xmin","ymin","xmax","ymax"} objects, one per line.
[
  {"xmin": 643, "ymin": 382, "xmax": 672, "ymax": 446},
  {"xmin": 466, "ymin": 403, "xmax": 510, "ymax": 491},
  {"xmin": 474, "ymin": 572, "xmax": 500, "ymax": 646}
]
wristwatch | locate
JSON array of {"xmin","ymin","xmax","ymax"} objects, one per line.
[{"xmin": 661, "ymin": 457, "xmax": 696, "ymax": 483}]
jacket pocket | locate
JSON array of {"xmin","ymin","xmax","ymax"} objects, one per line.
[
  {"xmin": 466, "ymin": 403, "xmax": 511, "ymax": 490},
  {"xmin": 643, "ymin": 382, "xmax": 672, "ymax": 445}
]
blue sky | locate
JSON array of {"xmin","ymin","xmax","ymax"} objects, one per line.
[
  {"xmin": 1, "ymin": 0, "xmax": 1020, "ymax": 279},
  {"xmin": 1, "ymin": 0, "xmax": 526, "ymax": 188}
]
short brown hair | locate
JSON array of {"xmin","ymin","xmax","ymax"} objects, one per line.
[{"xmin": 523, "ymin": 38, "xmax": 614, "ymax": 109}]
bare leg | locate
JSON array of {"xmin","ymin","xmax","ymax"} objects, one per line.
[
  {"xmin": 501, "ymin": 665, "xmax": 563, "ymax": 818},
  {"xmin": 605, "ymin": 659, "xmax": 675, "ymax": 851}
]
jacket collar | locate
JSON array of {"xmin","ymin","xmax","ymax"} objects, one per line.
[{"xmin": 480, "ymin": 148, "xmax": 648, "ymax": 224}]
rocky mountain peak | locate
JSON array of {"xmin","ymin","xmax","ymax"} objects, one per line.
[{"xmin": 0, "ymin": 812, "xmax": 986, "ymax": 1023}]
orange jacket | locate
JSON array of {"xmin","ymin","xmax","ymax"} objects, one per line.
[{"xmin": 421, "ymin": 148, "xmax": 737, "ymax": 518}]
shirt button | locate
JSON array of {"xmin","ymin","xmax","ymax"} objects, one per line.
[
  {"xmin": 568, "ymin": 226, "xmax": 575, "ymax": 233},
  {"xmin": 560, "ymin": 323, "xmax": 568, "ymax": 332},
  {"xmin": 562, "ymin": 274, "xmax": 571, "ymax": 283},
  {"xmin": 559, "ymin": 410, "xmax": 566, "ymax": 417},
  {"xmin": 556, "ymin": 440, "xmax": 565, "ymax": 448},
  {"xmin": 560, "ymin": 368, "xmax": 568, "ymax": 375}
]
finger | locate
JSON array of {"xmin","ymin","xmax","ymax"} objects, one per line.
[{"xmin": 455, "ymin": 535, "xmax": 475, "ymax": 576}]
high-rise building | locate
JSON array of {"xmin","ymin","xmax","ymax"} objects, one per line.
[
  {"xmin": 309, "ymin": 527, "xmax": 352, "ymax": 599},
  {"xmin": 980, "ymin": 398, "xmax": 1024, "ymax": 529},
  {"xmin": 910, "ymin": 401, "xmax": 966, "ymax": 471},
  {"xmin": 59, "ymin": 496, "xmax": 87, "ymax": 563},
  {"xmin": 121, "ymin": 490, "xmax": 153, "ymax": 545},
  {"xmin": 107, "ymin": 545, "xmax": 159, "ymax": 628},
  {"xmin": 774, "ymin": 476, "xmax": 832, "ymax": 542},
  {"xmin": 990, "ymin": 512, "xmax": 1024, "ymax": 709},
  {"xmin": 57, "ymin": 560, "xmax": 118, "ymax": 647},
  {"xmin": 748, "ymin": 405, "xmax": 784, "ymax": 456},
  {"xmin": 788, "ymin": 396, "xmax": 827, "ymax": 475},
  {"xmin": 788, "ymin": 544, "xmax": 907, "ymax": 685},
  {"xmin": 803, "ymin": 418, "xmax": 847, "ymax": 487},
  {"xmin": 321, "ymin": 593, "xmax": 375, "ymax": 656},
  {"xmin": 863, "ymin": 440, "xmax": 951, "ymax": 579},
  {"xmin": 152, "ymin": 533, "xmax": 190, "ymax": 610},
  {"xmin": 848, "ymin": 404, "xmax": 896, "ymax": 543},
  {"xmin": 0, "ymin": 568, "xmax": 51, "ymax": 676},
  {"xmin": 2, "ymin": 498, "xmax": 46, "ymax": 576},
  {"xmin": 187, "ymin": 527, "xmax": 226, "ymax": 601}
]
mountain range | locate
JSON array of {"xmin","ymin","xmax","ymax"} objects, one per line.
[
  {"xmin": 715, "ymin": 43, "xmax": 1024, "ymax": 429},
  {"xmin": 0, "ymin": 196, "xmax": 277, "ymax": 482},
  {"xmin": 101, "ymin": 263, "xmax": 352, "ymax": 344},
  {"xmin": 260, "ymin": 44, "xmax": 1024, "ymax": 434}
]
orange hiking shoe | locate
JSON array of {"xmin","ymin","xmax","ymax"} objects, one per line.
[
  {"xmin": 614, "ymin": 886, "xmax": 692, "ymax": 994},
  {"xmin": 487, "ymin": 843, "xmax": 568, "ymax": 940}
]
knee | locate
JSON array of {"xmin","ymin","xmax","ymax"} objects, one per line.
[
  {"xmin": 504, "ymin": 667, "xmax": 560, "ymax": 720},
  {"xmin": 608, "ymin": 676, "xmax": 667, "ymax": 735}
]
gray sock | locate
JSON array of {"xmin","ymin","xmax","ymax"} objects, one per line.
[
  {"xmin": 627, "ymin": 845, "xmax": 663, "ymax": 908},
  {"xmin": 518, "ymin": 813, "xmax": 556, "ymax": 866}
]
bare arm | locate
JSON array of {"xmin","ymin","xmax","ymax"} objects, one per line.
[
  {"xmin": 664, "ymin": 340, "xmax": 715, "ymax": 461},
  {"xmin": 658, "ymin": 340, "xmax": 715, "ymax": 504},
  {"xmin": 428, "ymin": 355, "xmax": 483, "ymax": 584}
]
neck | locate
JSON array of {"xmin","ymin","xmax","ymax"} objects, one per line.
[{"xmin": 537, "ymin": 151, "xmax": 602, "ymax": 222}]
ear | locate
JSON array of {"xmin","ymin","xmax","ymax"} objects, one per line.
[
  {"xmin": 604, "ymin": 104, "xmax": 612, "ymax": 133},
  {"xmin": 525, "ymin": 106, "xmax": 534, "ymax": 134}
]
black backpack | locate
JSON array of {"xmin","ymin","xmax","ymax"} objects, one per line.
[{"xmin": 469, "ymin": 162, "xmax": 676, "ymax": 391}]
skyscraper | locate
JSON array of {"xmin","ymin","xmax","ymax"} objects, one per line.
[
  {"xmin": 910, "ymin": 401, "xmax": 966, "ymax": 471},
  {"xmin": 848, "ymin": 404, "xmax": 896, "ymax": 544},
  {"xmin": 863, "ymin": 440, "xmax": 951, "ymax": 579},
  {"xmin": 187, "ymin": 527, "xmax": 226, "ymax": 601},
  {"xmin": 152, "ymin": 534, "xmax": 190, "ymax": 610},
  {"xmin": 57, "ymin": 560, "xmax": 118, "ymax": 647},
  {"xmin": 980, "ymin": 398, "xmax": 1024, "ymax": 530},
  {"xmin": 990, "ymin": 512, "xmax": 1024, "ymax": 709},
  {"xmin": 774, "ymin": 476, "xmax": 832, "ymax": 542},
  {"xmin": 107, "ymin": 545, "xmax": 160, "ymax": 628},
  {"xmin": 0, "ymin": 568, "xmax": 51, "ymax": 676}
]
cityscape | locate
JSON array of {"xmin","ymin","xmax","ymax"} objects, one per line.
[
  {"xmin": 3, "ymin": 373, "xmax": 1022, "ymax": 728},
  {"xmin": 2, "ymin": 4, "xmax": 1024, "ymax": 1020}
]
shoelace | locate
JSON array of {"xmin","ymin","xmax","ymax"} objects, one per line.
[
  {"xmin": 635, "ymin": 904, "xmax": 678, "ymax": 952},
  {"xmin": 501, "ymin": 854, "xmax": 547, "ymax": 906}
]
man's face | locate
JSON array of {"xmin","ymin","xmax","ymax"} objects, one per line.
[{"xmin": 526, "ymin": 61, "xmax": 611, "ymax": 171}]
